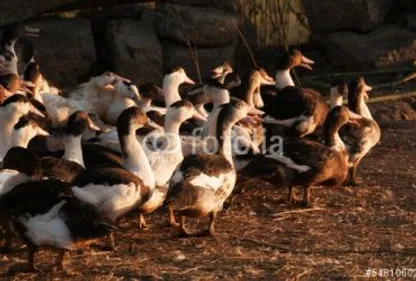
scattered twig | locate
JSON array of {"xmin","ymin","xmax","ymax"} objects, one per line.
[
  {"xmin": 366, "ymin": 91, "xmax": 416, "ymax": 104},
  {"xmin": 302, "ymin": 67, "xmax": 416, "ymax": 80},
  {"xmin": 373, "ymin": 72, "xmax": 416, "ymax": 89},
  {"xmin": 271, "ymin": 207, "xmax": 326, "ymax": 217}
]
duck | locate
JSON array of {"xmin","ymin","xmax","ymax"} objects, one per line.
[
  {"xmin": 166, "ymin": 99, "xmax": 253, "ymax": 237},
  {"xmin": 0, "ymin": 25, "xmax": 39, "ymax": 76},
  {"xmin": 0, "ymin": 147, "xmax": 117, "ymax": 273},
  {"xmin": 0, "ymin": 94, "xmax": 44, "ymax": 161},
  {"xmin": 138, "ymin": 100, "xmax": 200, "ymax": 229},
  {"xmin": 270, "ymin": 106, "xmax": 362, "ymax": 207},
  {"xmin": 40, "ymin": 111, "xmax": 101, "ymax": 183},
  {"xmin": 40, "ymin": 72, "xmax": 117, "ymax": 127},
  {"xmin": 261, "ymin": 49, "xmax": 329, "ymax": 138},
  {"xmin": 336, "ymin": 77, "xmax": 381, "ymax": 186},
  {"xmin": 182, "ymin": 79, "xmax": 263, "ymax": 157},
  {"xmin": 70, "ymin": 107, "xmax": 158, "ymax": 249}
]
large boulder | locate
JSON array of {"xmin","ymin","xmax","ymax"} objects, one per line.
[
  {"xmin": 24, "ymin": 18, "xmax": 96, "ymax": 88},
  {"xmin": 163, "ymin": 0, "xmax": 240, "ymax": 13},
  {"xmin": 162, "ymin": 40, "xmax": 238, "ymax": 82},
  {"xmin": 106, "ymin": 19, "xmax": 163, "ymax": 85},
  {"xmin": 326, "ymin": 25, "xmax": 416, "ymax": 70},
  {"xmin": 303, "ymin": 0, "xmax": 395, "ymax": 36},
  {"xmin": 0, "ymin": 0, "xmax": 76, "ymax": 27},
  {"xmin": 155, "ymin": 3, "xmax": 239, "ymax": 47}
]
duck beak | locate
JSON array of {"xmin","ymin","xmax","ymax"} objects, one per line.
[
  {"xmin": 37, "ymin": 127, "xmax": 50, "ymax": 137},
  {"xmin": 114, "ymin": 74, "xmax": 131, "ymax": 83},
  {"xmin": 24, "ymin": 26, "xmax": 40, "ymax": 38},
  {"xmin": 184, "ymin": 75, "xmax": 196, "ymax": 85},
  {"xmin": 193, "ymin": 111, "xmax": 208, "ymax": 122},
  {"xmin": 146, "ymin": 119, "xmax": 163, "ymax": 131},
  {"xmin": 300, "ymin": 55, "xmax": 314, "ymax": 70},
  {"xmin": 364, "ymin": 84, "xmax": 373, "ymax": 92},
  {"xmin": 248, "ymin": 107, "xmax": 265, "ymax": 116},
  {"xmin": 154, "ymin": 85, "xmax": 165, "ymax": 100},
  {"xmin": 211, "ymin": 66, "xmax": 223, "ymax": 78},
  {"xmin": 87, "ymin": 114, "xmax": 105, "ymax": 132},
  {"xmin": 30, "ymin": 105, "xmax": 45, "ymax": 118},
  {"xmin": 262, "ymin": 76, "xmax": 276, "ymax": 86}
]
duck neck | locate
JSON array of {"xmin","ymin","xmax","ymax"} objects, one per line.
[
  {"xmin": 63, "ymin": 135, "xmax": 85, "ymax": 167},
  {"xmin": 275, "ymin": 69, "xmax": 294, "ymax": 89},
  {"xmin": 164, "ymin": 119, "xmax": 183, "ymax": 158},
  {"xmin": 330, "ymin": 88, "xmax": 343, "ymax": 108},
  {"xmin": 219, "ymin": 126, "xmax": 234, "ymax": 167},
  {"xmin": 11, "ymin": 129, "xmax": 36, "ymax": 149},
  {"xmin": 357, "ymin": 93, "xmax": 373, "ymax": 120},
  {"xmin": 121, "ymin": 128, "xmax": 155, "ymax": 189},
  {"xmin": 0, "ymin": 109, "xmax": 24, "ymax": 159},
  {"xmin": 325, "ymin": 122, "xmax": 346, "ymax": 152},
  {"xmin": 163, "ymin": 79, "xmax": 181, "ymax": 108},
  {"xmin": 212, "ymin": 89, "xmax": 230, "ymax": 109}
]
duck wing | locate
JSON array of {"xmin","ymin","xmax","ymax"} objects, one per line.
[{"xmin": 283, "ymin": 139, "xmax": 334, "ymax": 169}]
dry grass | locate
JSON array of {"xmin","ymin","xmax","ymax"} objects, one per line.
[{"xmin": 1, "ymin": 107, "xmax": 416, "ymax": 280}]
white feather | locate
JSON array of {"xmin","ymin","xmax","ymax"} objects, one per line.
[
  {"xmin": 72, "ymin": 183, "xmax": 142, "ymax": 221},
  {"xmin": 18, "ymin": 200, "xmax": 74, "ymax": 249}
]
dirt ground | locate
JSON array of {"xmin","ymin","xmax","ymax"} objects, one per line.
[{"xmin": 1, "ymin": 100, "xmax": 416, "ymax": 280}]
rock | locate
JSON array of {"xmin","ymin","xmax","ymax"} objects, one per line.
[
  {"xmin": 162, "ymin": 40, "xmax": 238, "ymax": 82},
  {"xmin": 106, "ymin": 19, "xmax": 163, "ymax": 85},
  {"xmin": 303, "ymin": 0, "xmax": 395, "ymax": 35},
  {"xmin": 163, "ymin": 0, "xmax": 239, "ymax": 13},
  {"xmin": 24, "ymin": 18, "xmax": 96, "ymax": 88},
  {"xmin": 326, "ymin": 25, "xmax": 416, "ymax": 70},
  {"xmin": 0, "ymin": 0, "xmax": 76, "ymax": 27},
  {"xmin": 155, "ymin": 3, "xmax": 239, "ymax": 47}
]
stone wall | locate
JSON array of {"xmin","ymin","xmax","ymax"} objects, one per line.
[
  {"xmin": 302, "ymin": 0, "xmax": 416, "ymax": 70},
  {"xmin": 0, "ymin": 0, "xmax": 240, "ymax": 88}
]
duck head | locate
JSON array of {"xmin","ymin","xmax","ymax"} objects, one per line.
[
  {"xmin": 168, "ymin": 100, "xmax": 206, "ymax": 124},
  {"xmin": 117, "ymin": 106, "xmax": 161, "ymax": 138},
  {"xmin": 277, "ymin": 49, "xmax": 314, "ymax": 71},
  {"xmin": 211, "ymin": 61, "xmax": 233, "ymax": 82},
  {"xmin": 164, "ymin": 66, "xmax": 195, "ymax": 87},
  {"xmin": 65, "ymin": 111, "xmax": 101, "ymax": 137},
  {"xmin": 139, "ymin": 83, "xmax": 165, "ymax": 104},
  {"xmin": 11, "ymin": 114, "xmax": 50, "ymax": 147},
  {"xmin": 1, "ymin": 147, "xmax": 41, "ymax": 178},
  {"xmin": 114, "ymin": 79, "xmax": 140, "ymax": 101},
  {"xmin": 329, "ymin": 79, "xmax": 348, "ymax": 108}
]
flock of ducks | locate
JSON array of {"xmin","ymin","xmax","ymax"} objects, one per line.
[{"xmin": 0, "ymin": 25, "xmax": 381, "ymax": 274}]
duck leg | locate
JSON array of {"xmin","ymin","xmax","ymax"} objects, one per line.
[
  {"xmin": 168, "ymin": 206, "xmax": 179, "ymax": 227},
  {"xmin": 104, "ymin": 233, "xmax": 115, "ymax": 250},
  {"xmin": 301, "ymin": 186, "xmax": 311, "ymax": 208},
  {"xmin": 25, "ymin": 246, "xmax": 39, "ymax": 272},
  {"xmin": 1, "ymin": 221, "xmax": 13, "ymax": 253},
  {"xmin": 349, "ymin": 164, "xmax": 359, "ymax": 186},
  {"xmin": 138, "ymin": 214, "xmax": 149, "ymax": 230},
  {"xmin": 288, "ymin": 186, "xmax": 297, "ymax": 203},
  {"xmin": 53, "ymin": 249, "xmax": 76, "ymax": 275},
  {"xmin": 195, "ymin": 212, "xmax": 217, "ymax": 238},
  {"xmin": 178, "ymin": 216, "xmax": 191, "ymax": 237}
]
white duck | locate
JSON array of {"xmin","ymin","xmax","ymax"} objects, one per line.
[
  {"xmin": 0, "ymin": 95, "xmax": 44, "ymax": 161},
  {"xmin": 138, "ymin": 100, "xmax": 200, "ymax": 229}
]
